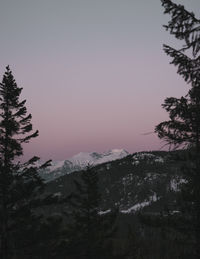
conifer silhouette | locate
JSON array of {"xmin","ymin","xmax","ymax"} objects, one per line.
[
  {"xmin": 0, "ymin": 66, "xmax": 51, "ymax": 259},
  {"xmin": 68, "ymin": 166, "xmax": 117, "ymax": 259},
  {"xmin": 155, "ymin": 1, "xmax": 200, "ymax": 257}
]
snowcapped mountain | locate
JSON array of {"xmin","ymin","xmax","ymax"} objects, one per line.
[
  {"xmin": 46, "ymin": 150, "xmax": 184, "ymax": 215},
  {"xmin": 44, "ymin": 150, "xmax": 186, "ymax": 259},
  {"xmin": 40, "ymin": 149, "xmax": 129, "ymax": 181}
]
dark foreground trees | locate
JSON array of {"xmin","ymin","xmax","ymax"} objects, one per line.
[
  {"xmin": 67, "ymin": 166, "xmax": 117, "ymax": 259},
  {"xmin": 155, "ymin": 0, "xmax": 200, "ymax": 258},
  {"xmin": 0, "ymin": 66, "xmax": 52, "ymax": 259}
]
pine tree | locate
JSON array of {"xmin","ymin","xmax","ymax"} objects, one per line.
[
  {"xmin": 155, "ymin": 1, "xmax": 200, "ymax": 258},
  {"xmin": 0, "ymin": 66, "xmax": 51, "ymax": 259},
  {"xmin": 68, "ymin": 166, "xmax": 117, "ymax": 259}
]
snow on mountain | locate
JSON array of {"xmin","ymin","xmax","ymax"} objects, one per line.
[
  {"xmin": 40, "ymin": 149, "xmax": 129, "ymax": 182},
  {"xmin": 120, "ymin": 193, "xmax": 159, "ymax": 214},
  {"xmin": 45, "ymin": 150, "xmax": 184, "ymax": 216},
  {"xmin": 69, "ymin": 149, "xmax": 129, "ymax": 166},
  {"xmin": 132, "ymin": 152, "xmax": 164, "ymax": 166}
]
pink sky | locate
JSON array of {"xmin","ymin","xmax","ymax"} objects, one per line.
[{"xmin": 0, "ymin": 0, "xmax": 199, "ymax": 160}]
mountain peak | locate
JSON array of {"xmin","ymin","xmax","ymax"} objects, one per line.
[
  {"xmin": 105, "ymin": 149, "xmax": 129, "ymax": 156},
  {"xmin": 69, "ymin": 149, "xmax": 129, "ymax": 166},
  {"xmin": 40, "ymin": 149, "xmax": 129, "ymax": 182}
]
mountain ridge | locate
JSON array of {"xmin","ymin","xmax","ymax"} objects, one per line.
[
  {"xmin": 45, "ymin": 150, "xmax": 185, "ymax": 215},
  {"xmin": 40, "ymin": 149, "xmax": 129, "ymax": 181}
]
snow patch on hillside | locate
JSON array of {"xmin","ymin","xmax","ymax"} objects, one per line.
[
  {"xmin": 132, "ymin": 152, "xmax": 164, "ymax": 166},
  {"xmin": 170, "ymin": 177, "xmax": 187, "ymax": 191},
  {"xmin": 121, "ymin": 193, "xmax": 158, "ymax": 214}
]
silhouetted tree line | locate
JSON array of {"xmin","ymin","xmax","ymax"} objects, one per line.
[
  {"xmin": 0, "ymin": 67, "xmax": 120, "ymax": 259},
  {"xmin": 0, "ymin": 0, "xmax": 200, "ymax": 258},
  {"xmin": 153, "ymin": 0, "xmax": 200, "ymax": 258}
]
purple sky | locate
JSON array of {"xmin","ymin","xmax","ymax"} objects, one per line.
[{"xmin": 0, "ymin": 0, "xmax": 199, "ymax": 160}]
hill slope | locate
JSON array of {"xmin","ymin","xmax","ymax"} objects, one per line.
[{"xmin": 46, "ymin": 150, "xmax": 184, "ymax": 215}]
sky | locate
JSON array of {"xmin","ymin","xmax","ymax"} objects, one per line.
[{"xmin": 0, "ymin": 0, "xmax": 200, "ymax": 161}]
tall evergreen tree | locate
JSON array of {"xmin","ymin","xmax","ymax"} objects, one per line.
[
  {"xmin": 0, "ymin": 66, "xmax": 51, "ymax": 259},
  {"xmin": 155, "ymin": 1, "xmax": 200, "ymax": 258},
  {"xmin": 68, "ymin": 166, "xmax": 117, "ymax": 259}
]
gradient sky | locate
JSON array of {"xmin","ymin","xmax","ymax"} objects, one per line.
[{"xmin": 0, "ymin": 0, "xmax": 199, "ymax": 160}]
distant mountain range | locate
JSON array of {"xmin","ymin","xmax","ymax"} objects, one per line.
[
  {"xmin": 45, "ymin": 150, "xmax": 185, "ymax": 215},
  {"xmin": 40, "ymin": 149, "xmax": 129, "ymax": 182},
  {"xmin": 43, "ymin": 149, "xmax": 188, "ymax": 259}
]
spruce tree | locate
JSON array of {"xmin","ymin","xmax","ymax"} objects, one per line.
[
  {"xmin": 0, "ymin": 66, "xmax": 51, "ymax": 259},
  {"xmin": 68, "ymin": 166, "xmax": 117, "ymax": 259},
  {"xmin": 155, "ymin": 1, "xmax": 200, "ymax": 258}
]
